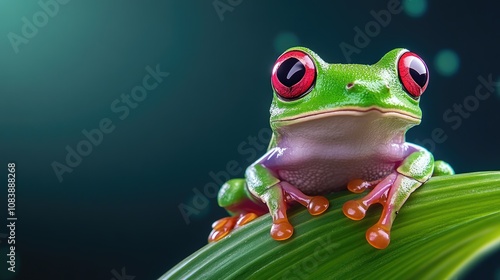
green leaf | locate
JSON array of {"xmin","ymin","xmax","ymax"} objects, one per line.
[{"xmin": 161, "ymin": 172, "xmax": 500, "ymax": 279}]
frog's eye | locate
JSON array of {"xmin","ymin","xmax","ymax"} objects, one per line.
[
  {"xmin": 271, "ymin": 50, "xmax": 316, "ymax": 100},
  {"xmin": 398, "ymin": 51, "xmax": 429, "ymax": 98}
]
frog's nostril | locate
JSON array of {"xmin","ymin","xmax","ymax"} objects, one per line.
[{"xmin": 346, "ymin": 83, "xmax": 354, "ymax": 89}]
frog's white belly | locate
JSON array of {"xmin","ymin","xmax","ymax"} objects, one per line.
[{"xmin": 269, "ymin": 110, "xmax": 417, "ymax": 195}]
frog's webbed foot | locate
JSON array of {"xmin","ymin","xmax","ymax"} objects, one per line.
[
  {"xmin": 264, "ymin": 182, "xmax": 329, "ymax": 241},
  {"xmin": 208, "ymin": 213, "xmax": 258, "ymax": 242}
]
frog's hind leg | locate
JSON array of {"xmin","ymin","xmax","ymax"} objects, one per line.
[
  {"xmin": 208, "ymin": 179, "xmax": 268, "ymax": 242},
  {"xmin": 432, "ymin": 160, "xmax": 455, "ymax": 176}
]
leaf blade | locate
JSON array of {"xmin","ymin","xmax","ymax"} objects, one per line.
[{"xmin": 161, "ymin": 172, "xmax": 500, "ymax": 279}]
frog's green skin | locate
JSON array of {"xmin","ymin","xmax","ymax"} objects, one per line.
[{"xmin": 209, "ymin": 47, "xmax": 454, "ymax": 249}]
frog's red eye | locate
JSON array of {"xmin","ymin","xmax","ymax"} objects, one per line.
[
  {"xmin": 271, "ymin": 50, "xmax": 316, "ymax": 100},
  {"xmin": 398, "ymin": 51, "xmax": 429, "ymax": 98}
]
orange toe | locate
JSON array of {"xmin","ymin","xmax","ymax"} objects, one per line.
[
  {"xmin": 208, "ymin": 217, "xmax": 237, "ymax": 242},
  {"xmin": 308, "ymin": 196, "xmax": 329, "ymax": 215},
  {"xmin": 236, "ymin": 213, "xmax": 258, "ymax": 227},
  {"xmin": 211, "ymin": 217, "xmax": 233, "ymax": 230},
  {"xmin": 347, "ymin": 179, "xmax": 369, "ymax": 193},
  {"xmin": 271, "ymin": 221, "xmax": 294, "ymax": 241},
  {"xmin": 366, "ymin": 225, "xmax": 391, "ymax": 249},
  {"xmin": 208, "ymin": 227, "xmax": 230, "ymax": 243},
  {"xmin": 342, "ymin": 200, "xmax": 367, "ymax": 220}
]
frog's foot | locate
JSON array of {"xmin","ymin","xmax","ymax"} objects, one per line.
[
  {"xmin": 343, "ymin": 173, "xmax": 406, "ymax": 249},
  {"xmin": 281, "ymin": 182, "xmax": 330, "ymax": 216},
  {"xmin": 208, "ymin": 213, "xmax": 258, "ymax": 242},
  {"xmin": 263, "ymin": 182, "xmax": 329, "ymax": 241}
]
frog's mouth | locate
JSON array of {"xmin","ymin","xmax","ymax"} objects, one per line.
[{"xmin": 272, "ymin": 106, "xmax": 421, "ymax": 125}]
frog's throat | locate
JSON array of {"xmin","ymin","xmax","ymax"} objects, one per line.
[{"xmin": 271, "ymin": 106, "xmax": 421, "ymax": 125}]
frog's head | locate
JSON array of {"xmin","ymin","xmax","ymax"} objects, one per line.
[{"xmin": 269, "ymin": 47, "xmax": 428, "ymax": 131}]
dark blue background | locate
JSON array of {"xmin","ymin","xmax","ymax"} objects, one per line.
[{"xmin": 0, "ymin": 0, "xmax": 499, "ymax": 279}]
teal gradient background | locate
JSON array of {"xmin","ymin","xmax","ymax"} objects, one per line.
[{"xmin": 0, "ymin": 0, "xmax": 499, "ymax": 279}]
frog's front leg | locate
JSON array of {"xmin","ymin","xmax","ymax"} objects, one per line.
[
  {"xmin": 247, "ymin": 161, "xmax": 329, "ymax": 240},
  {"xmin": 343, "ymin": 148, "xmax": 436, "ymax": 249}
]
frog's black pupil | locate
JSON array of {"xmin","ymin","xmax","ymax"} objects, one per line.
[
  {"xmin": 409, "ymin": 58, "xmax": 427, "ymax": 88},
  {"xmin": 277, "ymin": 58, "xmax": 305, "ymax": 87}
]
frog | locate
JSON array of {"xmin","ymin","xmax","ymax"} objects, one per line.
[{"xmin": 208, "ymin": 47, "xmax": 454, "ymax": 249}]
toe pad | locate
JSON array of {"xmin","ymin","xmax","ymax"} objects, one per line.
[
  {"xmin": 343, "ymin": 200, "xmax": 367, "ymax": 220},
  {"xmin": 271, "ymin": 222, "xmax": 294, "ymax": 240},
  {"xmin": 308, "ymin": 196, "xmax": 329, "ymax": 215},
  {"xmin": 366, "ymin": 225, "xmax": 391, "ymax": 249}
]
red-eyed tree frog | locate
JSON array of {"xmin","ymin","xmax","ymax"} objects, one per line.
[{"xmin": 208, "ymin": 47, "xmax": 454, "ymax": 249}]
